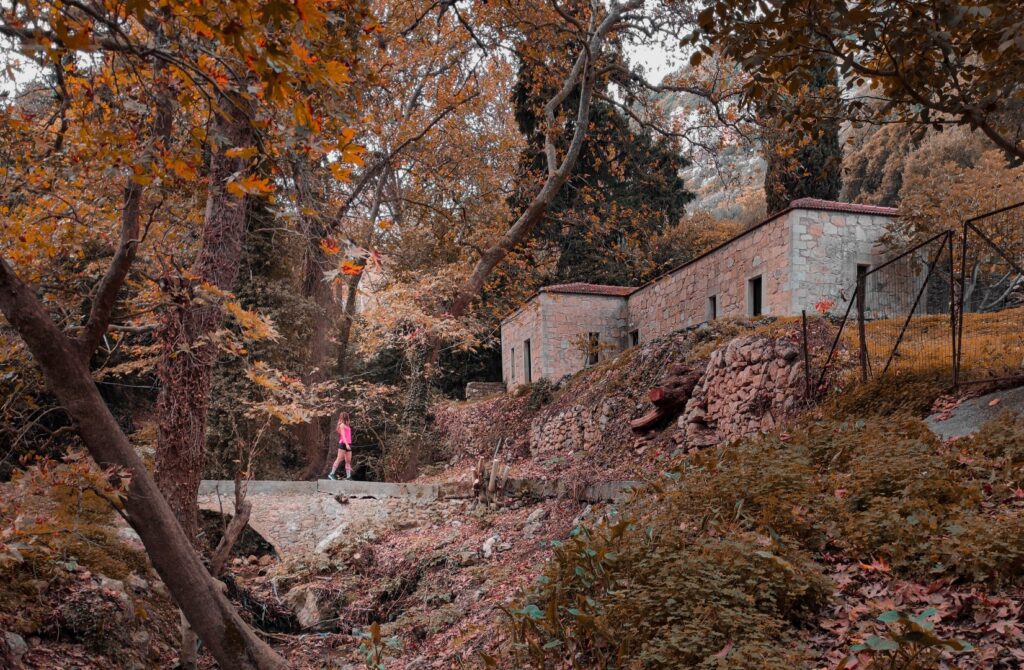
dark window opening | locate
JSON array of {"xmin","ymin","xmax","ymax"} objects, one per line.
[
  {"xmin": 586, "ymin": 332, "xmax": 600, "ymax": 366},
  {"xmin": 523, "ymin": 339, "xmax": 532, "ymax": 383},
  {"xmin": 707, "ymin": 295, "xmax": 717, "ymax": 321},
  {"xmin": 857, "ymin": 263, "xmax": 870, "ymax": 288},
  {"xmin": 510, "ymin": 347, "xmax": 515, "ymax": 380},
  {"xmin": 748, "ymin": 276, "xmax": 763, "ymax": 316},
  {"xmin": 629, "ymin": 329, "xmax": 639, "ymax": 347}
]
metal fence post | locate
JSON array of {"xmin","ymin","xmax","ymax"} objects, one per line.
[
  {"xmin": 801, "ymin": 310, "xmax": 811, "ymax": 401},
  {"xmin": 948, "ymin": 231, "xmax": 958, "ymax": 388},
  {"xmin": 957, "ymin": 221, "xmax": 969, "ymax": 385}
]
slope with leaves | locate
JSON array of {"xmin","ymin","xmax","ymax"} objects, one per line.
[{"xmin": 497, "ymin": 387, "xmax": 1024, "ymax": 668}]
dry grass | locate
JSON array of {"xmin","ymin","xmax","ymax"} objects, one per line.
[{"xmin": 836, "ymin": 307, "xmax": 1024, "ymax": 383}]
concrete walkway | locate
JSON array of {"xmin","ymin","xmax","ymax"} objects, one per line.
[
  {"xmin": 197, "ymin": 477, "xmax": 642, "ymax": 559},
  {"xmin": 198, "ymin": 479, "xmax": 439, "ymax": 501},
  {"xmin": 925, "ymin": 385, "xmax": 1024, "ymax": 441}
]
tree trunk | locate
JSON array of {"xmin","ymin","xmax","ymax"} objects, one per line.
[
  {"xmin": 336, "ymin": 264, "xmax": 364, "ymax": 375},
  {"xmin": 295, "ymin": 246, "xmax": 337, "ymax": 480},
  {"xmin": 155, "ymin": 102, "xmax": 254, "ymax": 537},
  {"xmin": 0, "ymin": 259, "xmax": 286, "ymax": 669}
]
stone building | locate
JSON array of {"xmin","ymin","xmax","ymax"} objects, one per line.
[{"xmin": 500, "ymin": 198, "xmax": 899, "ymax": 388}]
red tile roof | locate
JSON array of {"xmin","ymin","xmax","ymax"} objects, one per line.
[
  {"xmin": 789, "ymin": 197, "xmax": 899, "ymax": 216},
  {"xmin": 541, "ymin": 282, "xmax": 637, "ymax": 297}
]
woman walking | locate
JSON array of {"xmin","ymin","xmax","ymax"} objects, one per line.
[{"xmin": 327, "ymin": 412, "xmax": 353, "ymax": 480}]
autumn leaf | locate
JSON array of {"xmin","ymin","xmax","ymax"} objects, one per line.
[
  {"xmin": 226, "ymin": 175, "xmax": 275, "ymax": 197},
  {"xmin": 320, "ymin": 237, "xmax": 341, "ymax": 255},
  {"xmin": 225, "ymin": 146, "xmax": 259, "ymax": 160},
  {"xmin": 324, "ymin": 61, "xmax": 352, "ymax": 84},
  {"xmin": 329, "ymin": 162, "xmax": 352, "ymax": 181},
  {"xmin": 168, "ymin": 159, "xmax": 198, "ymax": 181},
  {"xmin": 340, "ymin": 260, "xmax": 364, "ymax": 276}
]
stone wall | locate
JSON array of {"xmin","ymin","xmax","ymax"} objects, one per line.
[
  {"xmin": 537, "ymin": 292, "xmax": 628, "ymax": 382},
  {"xmin": 788, "ymin": 210, "xmax": 893, "ymax": 315},
  {"xmin": 626, "ymin": 211, "xmax": 793, "ymax": 342},
  {"xmin": 465, "ymin": 382, "xmax": 506, "ymax": 401},
  {"xmin": 500, "ymin": 299, "xmax": 543, "ymax": 388},
  {"xmin": 438, "ymin": 323, "xmax": 827, "ymax": 482},
  {"xmin": 500, "ymin": 292, "xmax": 629, "ymax": 390},
  {"xmin": 679, "ymin": 334, "xmax": 805, "ymax": 448}
]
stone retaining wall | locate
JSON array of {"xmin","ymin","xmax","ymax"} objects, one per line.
[
  {"xmin": 436, "ymin": 324, "xmax": 817, "ymax": 466},
  {"xmin": 679, "ymin": 334, "xmax": 806, "ymax": 448},
  {"xmin": 465, "ymin": 382, "xmax": 506, "ymax": 401}
]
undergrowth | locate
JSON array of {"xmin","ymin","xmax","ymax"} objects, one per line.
[{"xmin": 500, "ymin": 378, "xmax": 1024, "ymax": 668}]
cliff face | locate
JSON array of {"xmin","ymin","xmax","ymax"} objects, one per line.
[{"xmin": 431, "ymin": 317, "xmax": 837, "ymax": 487}]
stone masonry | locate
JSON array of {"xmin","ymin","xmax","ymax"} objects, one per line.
[{"xmin": 500, "ymin": 198, "xmax": 898, "ymax": 389}]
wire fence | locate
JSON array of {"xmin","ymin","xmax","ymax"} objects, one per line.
[
  {"xmin": 857, "ymin": 231, "xmax": 955, "ymax": 381},
  {"xmin": 814, "ymin": 202, "xmax": 1024, "ymax": 393},
  {"xmin": 955, "ymin": 204, "xmax": 1024, "ymax": 385}
]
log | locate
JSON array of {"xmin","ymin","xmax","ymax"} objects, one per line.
[
  {"xmin": 630, "ymin": 408, "xmax": 664, "ymax": 431},
  {"xmin": 633, "ymin": 367, "xmax": 703, "ymax": 432}
]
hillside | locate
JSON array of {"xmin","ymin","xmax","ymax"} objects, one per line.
[{"xmin": 4, "ymin": 314, "xmax": 1024, "ymax": 668}]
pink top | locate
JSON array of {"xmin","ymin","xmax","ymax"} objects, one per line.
[{"xmin": 338, "ymin": 424, "xmax": 352, "ymax": 447}]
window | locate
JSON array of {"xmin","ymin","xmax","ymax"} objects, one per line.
[
  {"xmin": 857, "ymin": 263, "xmax": 870, "ymax": 288},
  {"xmin": 748, "ymin": 276, "xmax": 763, "ymax": 316},
  {"xmin": 629, "ymin": 329, "xmax": 640, "ymax": 347},
  {"xmin": 510, "ymin": 347, "xmax": 516, "ymax": 380},
  {"xmin": 523, "ymin": 339, "xmax": 532, "ymax": 383},
  {"xmin": 586, "ymin": 332, "xmax": 600, "ymax": 366},
  {"xmin": 706, "ymin": 295, "xmax": 717, "ymax": 321}
]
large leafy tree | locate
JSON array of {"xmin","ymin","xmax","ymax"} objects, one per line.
[
  {"xmin": 692, "ymin": 0, "xmax": 1024, "ymax": 162},
  {"xmin": 0, "ymin": 0, "xmax": 365, "ymax": 666},
  {"xmin": 760, "ymin": 52, "xmax": 842, "ymax": 214},
  {"xmin": 511, "ymin": 57, "xmax": 694, "ymax": 286}
]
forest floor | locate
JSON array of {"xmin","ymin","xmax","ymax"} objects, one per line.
[{"xmin": 3, "ymin": 322, "xmax": 1024, "ymax": 668}]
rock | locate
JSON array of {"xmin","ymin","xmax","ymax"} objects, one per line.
[
  {"xmin": 258, "ymin": 554, "xmax": 274, "ymax": 567},
  {"xmin": 482, "ymin": 534, "xmax": 500, "ymax": 559},
  {"xmin": 525, "ymin": 508, "xmax": 549, "ymax": 525},
  {"xmin": 125, "ymin": 573, "xmax": 149, "ymax": 593},
  {"xmin": 4, "ymin": 632, "xmax": 27, "ymax": 660},
  {"xmin": 497, "ymin": 542, "xmax": 512, "ymax": 552},
  {"xmin": 315, "ymin": 522, "xmax": 350, "ymax": 554},
  {"xmin": 571, "ymin": 504, "xmax": 592, "ymax": 528},
  {"xmin": 284, "ymin": 585, "xmax": 323, "ymax": 631},
  {"xmin": 117, "ymin": 526, "xmax": 142, "ymax": 545},
  {"xmin": 393, "ymin": 517, "xmax": 419, "ymax": 531},
  {"xmin": 456, "ymin": 550, "xmax": 479, "ymax": 567}
]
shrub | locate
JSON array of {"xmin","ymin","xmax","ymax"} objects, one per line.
[
  {"xmin": 504, "ymin": 513, "xmax": 831, "ymax": 669},
  {"xmin": 669, "ymin": 436, "xmax": 825, "ymax": 547},
  {"xmin": 941, "ymin": 511, "xmax": 1024, "ymax": 586}
]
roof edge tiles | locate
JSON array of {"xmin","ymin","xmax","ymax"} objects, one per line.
[
  {"xmin": 540, "ymin": 282, "xmax": 637, "ymax": 297},
  {"xmin": 788, "ymin": 197, "xmax": 898, "ymax": 217}
]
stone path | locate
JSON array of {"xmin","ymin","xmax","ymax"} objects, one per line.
[{"xmin": 925, "ymin": 385, "xmax": 1024, "ymax": 441}]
